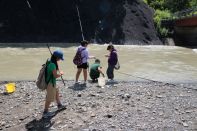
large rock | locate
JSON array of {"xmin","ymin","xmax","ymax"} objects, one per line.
[{"xmin": 0, "ymin": 0, "xmax": 162, "ymax": 44}]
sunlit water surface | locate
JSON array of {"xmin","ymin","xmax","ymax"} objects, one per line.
[{"xmin": 0, "ymin": 44, "xmax": 197, "ymax": 83}]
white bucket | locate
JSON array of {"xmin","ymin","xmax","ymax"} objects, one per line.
[{"xmin": 98, "ymin": 76, "xmax": 106, "ymax": 88}]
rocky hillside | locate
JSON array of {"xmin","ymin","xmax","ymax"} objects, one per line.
[{"xmin": 0, "ymin": 0, "xmax": 162, "ymax": 44}]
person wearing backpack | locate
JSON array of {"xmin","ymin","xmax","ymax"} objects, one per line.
[
  {"xmin": 105, "ymin": 44, "xmax": 118, "ymax": 82},
  {"xmin": 43, "ymin": 50, "xmax": 65, "ymax": 118},
  {"xmin": 75, "ymin": 40, "xmax": 95, "ymax": 85}
]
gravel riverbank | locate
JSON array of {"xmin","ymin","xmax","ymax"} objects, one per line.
[{"xmin": 0, "ymin": 80, "xmax": 197, "ymax": 131}]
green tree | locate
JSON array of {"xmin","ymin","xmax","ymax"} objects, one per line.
[
  {"xmin": 144, "ymin": 0, "xmax": 196, "ymax": 12},
  {"xmin": 144, "ymin": 0, "xmax": 165, "ymax": 10},
  {"xmin": 143, "ymin": 0, "xmax": 197, "ymax": 37},
  {"xmin": 164, "ymin": 0, "xmax": 191, "ymax": 12},
  {"xmin": 190, "ymin": 0, "xmax": 197, "ymax": 7},
  {"xmin": 154, "ymin": 9, "xmax": 171, "ymax": 37}
]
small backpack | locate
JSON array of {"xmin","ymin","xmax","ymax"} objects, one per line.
[
  {"xmin": 73, "ymin": 48, "xmax": 85, "ymax": 66},
  {"xmin": 114, "ymin": 61, "xmax": 120, "ymax": 70},
  {"xmin": 36, "ymin": 60, "xmax": 51, "ymax": 91}
]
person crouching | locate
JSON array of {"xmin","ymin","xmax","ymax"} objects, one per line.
[{"xmin": 89, "ymin": 59, "xmax": 104, "ymax": 82}]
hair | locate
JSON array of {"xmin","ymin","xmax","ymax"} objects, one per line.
[
  {"xmin": 51, "ymin": 54, "xmax": 59, "ymax": 70},
  {"xmin": 81, "ymin": 40, "xmax": 89, "ymax": 46},
  {"xmin": 107, "ymin": 44, "xmax": 114, "ymax": 50},
  {"xmin": 95, "ymin": 59, "xmax": 100, "ymax": 63}
]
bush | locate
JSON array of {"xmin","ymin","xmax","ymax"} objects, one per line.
[
  {"xmin": 154, "ymin": 9, "xmax": 171, "ymax": 37},
  {"xmin": 143, "ymin": 0, "xmax": 148, "ymax": 4},
  {"xmin": 154, "ymin": 9, "xmax": 171, "ymax": 25},
  {"xmin": 144, "ymin": 0, "xmax": 197, "ymax": 38}
]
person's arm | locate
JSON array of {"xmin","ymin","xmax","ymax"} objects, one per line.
[
  {"xmin": 89, "ymin": 56, "xmax": 96, "ymax": 59},
  {"xmin": 105, "ymin": 54, "xmax": 109, "ymax": 57},
  {"xmin": 52, "ymin": 69, "xmax": 64, "ymax": 78},
  {"xmin": 85, "ymin": 49, "xmax": 96, "ymax": 59},
  {"xmin": 98, "ymin": 67, "xmax": 105, "ymax": 77}
]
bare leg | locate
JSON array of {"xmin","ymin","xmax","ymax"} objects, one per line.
[
  {"xmin": 76, "ymin": 68, "xmax": 82, "ymax": 82},
  {"xmin": 44, "ymin": 100, "xmax": 51, "ymax": 112},
  {"xmin": 83, "ymin": 69, "xmax": 87, "ymax": 82},
  {"xmin": 44, "ymin": 85, "xmax": 52, "ymax": 112},
  {"xmin": 56, "ymin": 89, "xmax": 61, "ymax": 105}
]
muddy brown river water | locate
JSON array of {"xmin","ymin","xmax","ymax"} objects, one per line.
[{"xmin": 0, "ymin": 44, "xmax": 197, "ymax": 83}]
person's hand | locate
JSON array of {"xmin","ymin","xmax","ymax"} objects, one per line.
[
  {"xmin": 102, "ymin": 73, "xmax": 105, "ymax": 77},
  {"xmin": 105, "ymin": 54, "xmax": 109, "ymax": 57},
  {"xmin": 90, "ymin": 56, "xmax": 96, "ymax": 59},
  {"xmin": 59, "ymin": 71, "xmax": 64, "ymax": 75}
]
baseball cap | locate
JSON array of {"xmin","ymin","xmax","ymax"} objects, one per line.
[{"xmin": 53, "ymin": 50, "xmax": 64, "ymax": 60}]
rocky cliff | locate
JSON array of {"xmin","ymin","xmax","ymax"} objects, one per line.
[{"xmin": 0, "ymin": 0, "xmax": 162, "ymax": 44}]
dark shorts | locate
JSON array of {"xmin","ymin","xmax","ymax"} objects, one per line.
[{"xmin": 77, "ymin": 63, "xmax": 88, "ymax": 69}]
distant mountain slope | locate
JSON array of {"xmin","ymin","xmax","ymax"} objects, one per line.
[{"xmin": 0, "ymin": 0, "xmax": 162, "ymax": 44}]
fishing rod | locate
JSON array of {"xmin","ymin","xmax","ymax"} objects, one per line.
[
  {"xmin": 75, "ymin": 3, "xmax": 93, "ymax": 73},
  {"xmin": 26, "ymin": 0, "xmax": 32, "ymax": 9},
  {"xmin": 47, "ymin": 44, "xmax": 66, "ymax": 86},
  {"xmin": 76, "ymin": 4, "xmax": 85, "ymax": 41}
]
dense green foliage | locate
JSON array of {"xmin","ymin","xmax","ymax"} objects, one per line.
[
  {"xmin": 154, "ymin": 10, "xmax": 171, "ymax": 37},
  {"xmin": 143, "ymin": 0, "xmax": 197, "ymax": 37},
  {"xmin": 144, "ymin": 0, "xmax": 197, "ymax": 12}
]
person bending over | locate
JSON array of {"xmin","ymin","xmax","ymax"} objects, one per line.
[{"xmin": 89, "ymin": 59, "xmax": 104, "ymax": 82}]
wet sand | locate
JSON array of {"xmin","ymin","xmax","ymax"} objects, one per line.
[{"xmin": 0, "ymin": 80, "xmax": 196, "ymax": 130}]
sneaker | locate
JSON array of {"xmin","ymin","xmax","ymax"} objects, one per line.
[
  {"xmin": 82, "ymin": 82, "xmax": 87, "ymax": 87},
  {"xmin": 108, "ymin": 79, "xmax": 114, "ymax": 83},
  {"xmin": 83, "ymin": 81, "xmax": 88, "ymax": 86},
  {"xmin": 75, "ymin": 81, "xmax": 81, "ymax": 84},
  {"xmin": 43, "ymin": 111, "xmax": 55, "ymax": 118},
  {"xmin": 111, "ymin": 79, "xmax": 115, "ymax": 82},
  {"xmin": 57, "ymin": 104, "xmax": 66, "ymax": 110}
]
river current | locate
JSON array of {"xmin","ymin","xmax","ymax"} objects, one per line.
[{"xmin": 0, "ymin": 44, "xmax": 197, "ymax": 83}]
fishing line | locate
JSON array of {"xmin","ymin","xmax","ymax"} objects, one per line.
[
  {"xmin": 116, "ymin": 71, "xmax": 157, "ymax": 82},
  {"xmin": 116, "ymin": 71, "xmax": 197, "ymax": 91}
]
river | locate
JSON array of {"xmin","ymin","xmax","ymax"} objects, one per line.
[{"xmin": 0, "ymin": 44, "xmax": 197, "ymax": 83}]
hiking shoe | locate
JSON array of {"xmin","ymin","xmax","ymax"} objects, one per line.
[{"xmin": 42, "ymin": 111, "xmax": 55, "ymax": 118}]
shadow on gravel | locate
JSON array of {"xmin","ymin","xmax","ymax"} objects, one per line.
[
  {"xmin": 25, "ymin": 108, "xmax": 66, "ymax": 131},
  {"xmin": 106, "ymin": 81, "xmax": 119, "ymax": 85},
  {"xmin": 0, "ymin": 92, "xmax": 15, "ymax": 96},
  {"xmin": 68, "ymin": 83, "xmax": 87, "ymax": 91}
]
